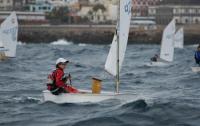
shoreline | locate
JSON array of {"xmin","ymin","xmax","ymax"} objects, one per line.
[{"xmin": 18, "ymin": 24, "xmax": 200, "ymax": 44}]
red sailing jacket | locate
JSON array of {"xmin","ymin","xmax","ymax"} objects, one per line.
[
  {"xmin": 51, "ymin": 68, "xmax": 79, "ymax": 93},
  {"xmin": 54, "ymin": 68, "xmax": 66, "ymax": 88}
]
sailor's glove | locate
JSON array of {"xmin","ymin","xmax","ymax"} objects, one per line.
[{"xmin": 62, "ymin": 75, "xmax": 67, "ymax": 82}]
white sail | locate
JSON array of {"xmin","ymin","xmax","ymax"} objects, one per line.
[
  {"xmin": 0, "ymin": 12, "xmax": 18, "ymax": 57},
  {"xmin": 0, "ymin": 28, "xmax": 2, "ymax": 47},
  {"xmin": 105, "ymin": 0, "xmax": 132, "ymax": 76},
  {"xmin": 174, "ymin": 27, "xmax": 184, "ymax": 49},
  {"xmin": 0, "ymin": 28, "xmax": 7, "ymax": 52},
  {"xmin": 160, "ymin": 19, "xmax": 176, "ymax": 62}
]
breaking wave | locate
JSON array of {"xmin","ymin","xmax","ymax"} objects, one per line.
[
  {"xmin": 17, "ymin": 41, "xmax": 26, "ymax": 45},
  {"xmin": 51, "ymin": 39, "xmax": 73, "ymax": 45}
]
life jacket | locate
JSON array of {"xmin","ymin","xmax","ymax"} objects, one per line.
[
  {"xmin": 46, "ymin": 70, "xmax": 57, "ymax": 91},
  {"xmin": 46, "ymin": 70, "xmax": 79, "ymax": 93},
  {"xmin": 151, "ymin": 57, "xmax": 157, "ymax": 62},
  {"xmin": 195, "ymin": 51, "xmax": 200, "ymax": 61}
]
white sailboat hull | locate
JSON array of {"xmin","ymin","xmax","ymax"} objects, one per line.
[
  {"xmin": 146, "ymin": 61, "xmax": 168, "ymax": 67},
  {"xmin": 191, "ymin": 67, "xmax": 200, "ymax": 72},
  {"xmin": 43, "ymin": 90, "xmax": 137, "ymax": 104}
]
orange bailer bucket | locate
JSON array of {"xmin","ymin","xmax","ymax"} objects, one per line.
[{"xmin": 92, "ymin": 77, "xmax": 102, "ymax": 94}]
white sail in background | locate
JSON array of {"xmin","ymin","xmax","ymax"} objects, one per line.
[
  {"xmin": 0, "ymin": 34, "xmax": 4, "ymax": 52},
  {"xmin": 174, "ymin": 27, "xmax": 184, "ymax": 49},
  {"xmin": 0, "ymin": 28, "xmax": 7, "ymax": 52},
  {"xmin": 0, "ymin": 12, "xmax": 18, "ymax": 57},
  {"xmin": 105, "ymin": 0, "xmax": 132, "ymax": 76},
  {"xmin": 0, "ymin": 31, "xmax": 3, "ymax": 47},
  {"xmin": 160, "ymin": 19, "xmax": 176, "ymax": 62}
]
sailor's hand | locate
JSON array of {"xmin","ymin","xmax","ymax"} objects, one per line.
[
  {"xmin": 68, "ymin": 74, "xmax": 72, "ymax": 80},
  {"xmin": 62, "ymin": 75, "xmax": 67, "ymax": 82}
]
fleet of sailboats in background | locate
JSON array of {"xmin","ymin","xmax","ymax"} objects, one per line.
[
  {"xmin": 148, "ymin": 19, "xmax": 185, "ymax": 67},
  {"xmin": 0, "ymin": 12, "xmax": 18, "ymax": 60},
  {"xmin": 43, "ymin": 0, "xmax": 136, "ymax": 104},
  {"xmin": 149, "ymin": 19, "xmax": 176, "ymax": 66}
]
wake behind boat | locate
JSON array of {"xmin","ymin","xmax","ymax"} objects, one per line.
[{"xmin": 43, "ymin": 0, "xmax": 136, "ymax": 104}]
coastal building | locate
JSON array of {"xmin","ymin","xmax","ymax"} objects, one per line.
[
  {"xmin": 0, "ymin": 11, "xmax": 46, "ymax": 24},
  {"xmin": 79, "ymin": 0, "xmax": 118, "ymax": 23},
  {"xmin": 91, "ymin": 9, "xmax": 107, "ymax": 23},
  {"xmin": 132, "ymin": 0, "xmax": 160, "ymax": 16},
  {"xmin": 148, "ymin": 0, "xmax": 200, "ymax": 24},
  {"xmin": 79, "ymin": 0, "xmax": 89, "ymax": 6},
  {"xmin": 89, "ymin": 0, "xmax": 117, "ymax": 5},
  {"xmin": 26, "ymin": 0, "xmax": 37, "ymax": 4},
  {"xmin": 13, "ymin": 0, "xmax": 27, "ymax": 10},
  {"xmin": 107, "ymin": 4, "xmax": 117, "ymax": 22},
  {"xmin": 78, "ymin": 5, "xmax": 92, "ymax": 17},
  {"xmin": 0, "ymin": 0, "xmax": 13, "ymax": 11},
  {"xmin": 46, "ymin": 0, "xmax": 78, "ymax": 6},
  {"xmin": 78, "ymin": 2, "xmax": 117, "ymax": 23},
  {"xmin": 28, "ymin": 2, "xmax": 54, "ymax": 12},
  {"xmin": 0, "ymin": 0, "xmax": 34, "ymax": 11}
]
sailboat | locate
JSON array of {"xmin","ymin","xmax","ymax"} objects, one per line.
[
  {"xmin": 43, "ymin": 0, "xmax": 137, "ymax": 104},
  {"xmin": 0, "ymin": 12, "xmax": 18, "ymax": 60},
  {"xmin": 148, "ymin": 19, "xmax": 176, "ymax": 66},
  {"xmin": 174, "ymin": 27, "xmax": 184, "ymax": 49}
]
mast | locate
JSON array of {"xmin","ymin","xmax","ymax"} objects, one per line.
[
  {"xmin": 116, "ymin": 0, "xmax": 120, "ymax": 93},
  {"xmin": 105, "ymin": 0, "xmax": 131, "ymax": 93}
]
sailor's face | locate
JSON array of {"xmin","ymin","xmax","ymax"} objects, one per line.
[{"xmin": 59, "ymin": 63, "xmax": 67, "ymax": 69}]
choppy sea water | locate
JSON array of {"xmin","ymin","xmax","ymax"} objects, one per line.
[{"xmin": 0, "ymin": 40, "xmax": 200, "ymax": 126}]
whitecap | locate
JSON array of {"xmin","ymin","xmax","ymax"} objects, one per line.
[
  {"xmin": 17, "ymin": 41, "xmax": 26, "ymax": 45},
  {"xmin": 51, "ymin": 39, "xmax": 73, "ymax": 45},
  {"xmin": 78, "ymin": 43, "xmax": 87, "ymax": 47}
]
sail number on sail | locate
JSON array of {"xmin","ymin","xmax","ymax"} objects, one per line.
[
  {"xmin": 2, "ymin": 27, "xmax": 18, "ymax": 41},
  {"xmin": 124, "ymin": 1, "xmax": 132, "ymax": 15}
]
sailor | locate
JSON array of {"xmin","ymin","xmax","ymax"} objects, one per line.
[
  {"xmin": 47, "ymin": 58, "xmax": 79, "ymax": 95},
  {"xmin": 151, "ymin": 54, "xmax": 159, "ymax": 62},
  {"xmin": 194, "ymin": 45, "xmax": 200, "ymax": 66}
]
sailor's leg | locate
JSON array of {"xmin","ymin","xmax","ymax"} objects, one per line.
[{"xmin": 64, "ymin": 85, "xmax": 79, "ymax": 93}]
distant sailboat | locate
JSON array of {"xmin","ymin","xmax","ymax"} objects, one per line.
[
  {"xmin": 149, "ymin": 19, "xmax": 176, "ymax": 66},
  {"xmin": 174, "ymin": 27, "xmax": 184, "ymax": 49},
  {"xmin": 0, "ymin": 11, "xmax": 18, "ymax": 60},
  {"xmin": 43, "ymin": 0, "xmax": 137, "ymax": 104}
]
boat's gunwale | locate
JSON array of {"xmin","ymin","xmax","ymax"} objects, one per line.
[{"xmin": 42, "ymin": 90, "xmax": 136, "ymax": 96}]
